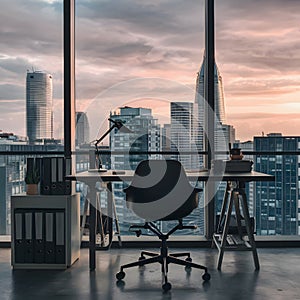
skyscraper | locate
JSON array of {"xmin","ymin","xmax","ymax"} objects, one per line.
[
  {"xmin": 75, "ymin": 112, "xmax": 90, "ymax": 146},
  {"xmin": 26, "ymin": 71, "xmax": 53, "ymax": 144},
  {"xmin": 170, "ymin": 102, "xmax": 196, "ymax": 170},
  {"xmin": 169, "ymin": 102, "xmax": 204, "ymax": 234},
  {"xmin": 194, "ymin": 54, "xmax": 235, "ymax": 222},
  {"xmin": 254, "ymin": 133, "xmax": 300, "ymax": 235},
  {"xmin": 109, "ymin": 106, "xmax": 161, "ymax": 228},
  {"xmin": 195, "ymin": 54, "xmax": 226, "ymax": 124},
  {"xmin": 194, "ymin": 54, "xmax": 227, "ymax": 166}
]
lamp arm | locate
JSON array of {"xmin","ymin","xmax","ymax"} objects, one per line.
[
  {"xmin": 94, "ymin": 124, "xmax": 116, "ymax": 147},
  {"xmin": 94, "ymin": 124, "xmax": 116, "ymax": 170}
]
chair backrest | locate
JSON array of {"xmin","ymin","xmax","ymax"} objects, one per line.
[{"xmin": 124, "ymin": 159, "xmax": 200, "ymax": 221}]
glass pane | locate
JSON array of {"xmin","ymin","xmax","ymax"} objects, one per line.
[
  {"xmin": 0, "ymin": 0, "xmax": 64, "ymax": 237},
  {"xmin": 216, "ymin": 0, "xmax": 300, "ymax": 237}
]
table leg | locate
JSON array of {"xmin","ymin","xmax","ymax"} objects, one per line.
[
  {"xmin": 89, "ymin": 188, "xmax": 97, "ymax": 270},
  {"xmin": 233, "ymin": 190, "xmax": 243, "ymax": 238},
  {"xmin": 217, "ymin": 189, "xmax": 234, "ymax": 270},
  {"xmin": 217, "ymin": 182, "xmax": 231, "ymax": 233},
  {"xmin": 107, "ymin": 182, "xmax": 113, "ymax": 247},
  {"xmin": 239, "ymin": 189, "xmax": 260, "ymax": 270},
  {"xmin": 80, "ymin": 195, "xmax": 89, "ymax": 243}
]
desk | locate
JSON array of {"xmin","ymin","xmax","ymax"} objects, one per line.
[{"xmin": 67, "ymin": 170, "xmax": 274, "ymax": 270}]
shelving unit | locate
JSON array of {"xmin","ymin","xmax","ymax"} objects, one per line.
[{"xmin": 11, "ymin": 194, "xmax": 80, "ymax": 269}]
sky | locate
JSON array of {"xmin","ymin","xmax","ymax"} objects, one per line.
[{"xmin": 0, "ymin": 0, "xmax": 300, "ymax": 141}]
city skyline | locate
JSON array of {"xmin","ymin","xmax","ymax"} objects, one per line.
[{"xmin": 0, "ymin": 0, "xmax": 300, "ymax": 141}]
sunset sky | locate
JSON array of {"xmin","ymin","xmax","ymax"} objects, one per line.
[{"xmin": 0, "ymin": 0, "xmax": 300, "ymax": 141}]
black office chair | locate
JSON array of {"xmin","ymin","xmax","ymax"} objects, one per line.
[{"xmin": 116, "ymin": 159, "xmax": 210, "ymax": 291}]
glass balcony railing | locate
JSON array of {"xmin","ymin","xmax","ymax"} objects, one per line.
[{"xmin": 1, "ymin": 148, "xmax": 300, "ymax": 241}]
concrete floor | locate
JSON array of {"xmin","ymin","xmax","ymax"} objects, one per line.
[{"xmin": 0, "ymin": 247, "xmax": 300, "ymax": 300}]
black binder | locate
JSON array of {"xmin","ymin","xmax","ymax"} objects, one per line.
[
  {"xmin": 34, "ymin": 211, "xmax": 45, "ymax": 263},
  {"xmin": 52, "ymin": 158, "xmax": 65, "ymax": 195},
  {"xmin": 26, "ymin": 158, "xmax": 34, "ymax": 176},
  {"xmin": 41, "ymin": 157, "xmax": 72, "ymax": 195},
  {"xmin": 45, "ymin": 212, "xmax": 55, "ymax": 263},
  {"xmin": 55, "ymin": 211, "xmax": 65, "ymax": 264},
  {"xmin": 24, "ymin": 212, "xmax": 34, "ymax": 263},
  {"xmin": 14, "ymin": 211, "xmax": 25, "ymax": 263},
  {"xmin": 41, "ymin": 158, "xmax": 52, "ymax": 195}
]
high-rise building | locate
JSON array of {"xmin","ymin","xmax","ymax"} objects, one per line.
[
  {"xmin": 75, "ymin": 112, "xmax": 90, "ymax": 146},
  {"xmin": 170, "ymin": 102, "xmax": 196, "ymax": 170},
  {"xmin": 161, "ymin": 124, "xmax": 171, "ymax": 152},
  {"xmin": 194, "ymin": 54, "xmax": 227, "ymax": 167},
  {"xmin": 26, "ymin": 71, "xmax": 53, "ymax": 144},
  {"xmin": 195, "ymin": 54, "xmax": 226, "ymax": 124},
  {"xmin": 194, "ymin": 54, "xmax": 235, "ymax": 225},
  {"xmin": 109, "ymin": 106, "xmax": 161, "ymax": 228},
  {"xmin": 254, "ymin": 133, "xmax": 300, "ymax": 235}
]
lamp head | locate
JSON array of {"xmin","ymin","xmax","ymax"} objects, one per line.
[{"xmin": 108, "ymin": 118, "xmax": 133, "ymax": 133}]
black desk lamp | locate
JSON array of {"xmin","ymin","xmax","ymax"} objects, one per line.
[{"xmin": 90, "ymin": 118, "xmax": 132, "ymax": 172}]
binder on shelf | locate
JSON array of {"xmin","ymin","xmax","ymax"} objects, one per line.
[
  {"xmin": 51, "ymin": 157, "xmax": 57, "ymax": 192},
  {"xmin": 65, "ymin": 158, "xmax": 72, "ymax": 195},
  {"xmin": 52, "ymin": 158, "xmax": 65, "ymax": 195},
  {"xmin": 45, "ymin": 212, "xmax": 55, "ymax": 263},
  {"xmin": 55, "ymin": 212, "xmax": 65, "ymax": 264},
  {"xmin": 57, "ymin": 158, "xmax": 64, "ymax": 182},
  {"xmin": 34, "ymin": 212, "xmax": 45, "ymax": 263},
  {"xmin": 40, "ymin": 157, "xmax": 72, "ymax": 195},
  {"xmin": 26, "ymin": 158, "xmax": 34, "ymax": 175},
  {"xmin": 41, "ymin": 158, "xmax": 52, "ymax": 195},
  {"xmin": 24, "ymin": 212, "xmax": 34, "ymax": 263},
  {"xmin": 14, "ymin": 211, "xmax": 25, "ymax": 263}
]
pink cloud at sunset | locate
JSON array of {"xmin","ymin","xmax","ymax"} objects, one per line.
[{"xmin": 0, "ymin": 0, "xmax": 299, "ymax": 142}]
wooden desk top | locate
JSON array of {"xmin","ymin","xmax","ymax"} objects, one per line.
[{"xmin": 66, "ymin": 170, "xmax": 274, "ymax": 183}]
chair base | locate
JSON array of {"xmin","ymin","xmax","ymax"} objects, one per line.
[{"xmin": 116, "ymin": 222, "xmax": 210, "ymax": 291}]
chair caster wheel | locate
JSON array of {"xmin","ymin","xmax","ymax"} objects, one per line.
[
  {"xmin": 185, "ymin": 257, "xmax": 192, "ymax": 270},
  {"xmin": 185, "ymin": 266, "xmax": 191, "ymax": 272},
  {"xmin": 202, "ymin": 272, "xmax": 211, "ymax": 282},
  {"xmin": 116, "ymin": 271, "xmax": 126, "ymax": 281},
  {"xmin": 138, "ymin": 256, "xmax": 146, "ymax": 261},
  {"xmin": 162, "ymin": 282, "xmax": 172, "ymax": 291}
]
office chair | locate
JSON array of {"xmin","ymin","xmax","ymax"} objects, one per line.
[{"xmin": 116, "ymin": 159, "xmax": 210, "ymax": 291}]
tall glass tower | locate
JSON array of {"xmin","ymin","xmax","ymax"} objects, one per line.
[
  {"xmin": 75, "ymin": 111, "xmax": 90, "ymax": 146},
  {"xmin": 170, "ymin": 102, "xmax": 196, "ymax": 170},
  {"xmin": 26, "ymin": 71, "xmax": 53, "ymax": 144},
  {"xmin": 194, "ymin": 54, "xmax": 226, "ymax": 166},
  {"xmin": 195, "ymin": 54, "xmax": 226, "ymax": 124}
]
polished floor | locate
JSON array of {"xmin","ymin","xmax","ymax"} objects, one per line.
[{"xmin": 0, "ymin": 247, "xmax": 300, "ymax": 300}]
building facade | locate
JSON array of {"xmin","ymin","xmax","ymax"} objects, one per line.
[
  {"xmin": 170, "ymin": 102, "xmax": 197, "ymax": 170},
  {"xmin": 254, "ymin": 134, "xmax": 300, "ymax": 235},
  {"xmin": 26, "ymin": 71, "xmax": 53, "ymax": 144},
  {"xmin": 109, "ymin": 107, "xmax": 161, "ymax": 229},
  {"xmin": 76, "ymin": 112, "xmax": 90, "ymax": 146},
  {"xmin": 194, "ymin": 54, "xmax": 227, "ymax": 168}
]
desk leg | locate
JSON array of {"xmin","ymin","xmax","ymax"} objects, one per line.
[
  {"xmin": 217, "ymin": 190, "xmax": 234, "ymax": 270},
  {"xmin": 80, "ymin": 195, "xmax": 89, "ymax": 243},
  {"xmin": 89, "ymin": 189, "xmax": 96, "ymax": 271},
  {"xmin": 107, "ymin": 182, "xmax": 113, "ymax": 247},
  {"xmin": 239, "ymin": 189, "xmax": 260, "ymax": 270},
  {"xmin": 233, "ymin": 190, "xmax": 243, "ymax": 238},
  {"xmin": 217, "ymin": 182, "xmax": 231, "ymax": 233}
]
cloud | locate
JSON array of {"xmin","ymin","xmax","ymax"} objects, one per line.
[{"xmin": 0, "ymin": 0, "xmax": 300, "ymax": 141}]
